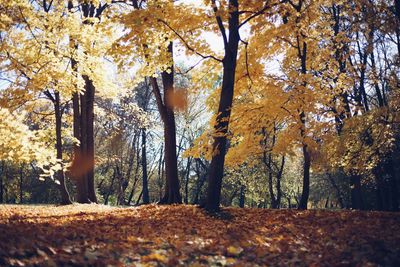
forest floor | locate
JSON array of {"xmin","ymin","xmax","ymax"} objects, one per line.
[{"xmin": 0, "ymin": 204, "xmax": 399, "ymax": 267}]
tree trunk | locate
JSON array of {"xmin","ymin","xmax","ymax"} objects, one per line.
[
  {"xmin": 395, "ymin": 0, "xmax": 400, "ymax": 23},
  {"xmin": 72, "ymin": 91, "xmax": 89, "ymax": 203},
  {"xmin": 68, "ymin": 0, "xmax": 87, "ymax": 204},
  {"xmin": 204, "ymin": 0, "xmax": 240, "ymax": 212},
  {"xmin": 388, "ymin": 158, "xmax": 399, "ymax": 211},
  {"xmin": 127, "ymin": 133, "xmax": 141, "ymax": 205},
  {"xmin": 80, "ymin": 82, "xmax": 90, "ymax": 202},
  {"xmin": 135, "ymin": 190, "xmax": 143, "ymax": 206},
  {"xmin": 116, "ymin": 165, "xmax": 125, "ymax": 206},
  {"xmin": 276, "ymin": 156, "xmax": 285, "ymax": 208},
  {"xmin": 54, "ymin": 92, "xmax": 72, "ymax": 205},
  {"xmin": 68, "ymin": 1, "xmax": 100, "ymax": 204},
  {"xmin": 184, "ymin": 157, "xmax": 192, "ymax": 204},
  {"xmin": 157, "ymin": 145, "xmax": 164, "ymax": 200},
  {"xmin": 0, "ymin": 162, "xmax": 3, "ymax": 203},
  {"xmin": 298, "ymin": 41, "xmax": 311, "ymax": 210},
  {"xmin": 193, "ymin": 159, "xmax": 207, "ymax": 204},
  {"xmin": 161, "ymin": 112, "xmax": 181, "ymax": 203},
  {"xmin": 298, "ymin": 140, "xmax": 311, "ymax": 210},
  {"xmin": 120, "ymin": 137, "xmax": 137, "ymax": 205},
  {"xmin": 105, "ymin": 168, "xmax": 116, "ymax": 205},
  {"xmin": 141, "ymin": 128, "xmax": 149, "ymax": 204},
  {"xmin": 239, "ymin": 185, "xmax": 245, "ymax": 208},
  {"xmin": 84, "ymin": 76, "xmax": 97, "ymax": 203},
  {"xmin": 359, "ymin": 49, "xmax": 370, "ymax": 113},
  {"xmin": 350, "ymin": 174, "xmax": 364, "ymax": 210},
  {"xmin": 150, "ymin": 42, "xmax": 181, "ymax": 204},
  {"xmin": 370, "ymin": 50, "xmax": 385, "ymax": 107},
  {"xmin": 327, "ymin": 173, "xmax": 345, "ymax": 209},
  {"xmin": 19, "ymin": 165, "xmax": 23, "ymax": 204}
]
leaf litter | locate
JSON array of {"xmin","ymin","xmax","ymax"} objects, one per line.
[{"xmin": 0, "ymin": 204, "xmax": 399, "ymax": 266}]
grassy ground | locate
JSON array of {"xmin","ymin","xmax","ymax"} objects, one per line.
[{"xmin": 0, "ymin": 204, "xmax": 399, "ymax": 266}]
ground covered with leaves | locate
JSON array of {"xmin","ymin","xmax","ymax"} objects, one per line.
[{"xmin": 0, "ymin": 204, "xmax": 399, "ymax": 266}]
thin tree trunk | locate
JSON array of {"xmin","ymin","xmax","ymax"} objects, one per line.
[
  {"xmin": 193, "ymin": 159, "xmax": 206, "ymax": 204},
  {"xmin": 19, "ymin": 165, "xmax": 23, "ymax": 204},
  {"xmin": 370, "ymin": 51, "xmax": 385, "ymax": 107},
  {"xmin": 204, "ymin": 0, "xmax": 240, "ymax": 212},
  {"xmin": 121, "ymin": 137, "xmax": 137, "ymax": 205},
  {"xmin": 135, "ymin": 190, "xmax": 143, "ymax": 206},
  {"xmin": 276, "ymin": 156, "xmax": 285, "ymax": 208},
  {"xmin": 54, "ymin": 91, "xmax": 72, "ymax": 205},
  {"xmin": 327, "ymin": 173, "xmax": 345, "ymax": 209},
  {"xmin": 141, "ymin": 128, "xmax": 149, "ymax": 204},
  {"xmin": 157, "ymin": 145, "xmax": 164, "ymax": 200},
  {"xmin": 105, "ymin": 168, "xmax": 116, "ymax": 205},
  {"xmin": 388, "ymin": 158, "xmax": 399, "ymax": 211},
  {"xmin": 287, "ymin": 197, "xmax": 291, "ymax": 209},
  {"xmin": 359, "ymin": 48, "xmax": 370, "ymax": 112},
  {"xmin": 351, "ymin": 174, "xmax": 364, "ymax": 210},
  {"xmin": 0, "ymin": 162, "xmax": 3, "ymax": 203},
  {"xmin": 184, "ymin": 157, "xmax": 192, "ymax": 204},
  {"xmin": 127, "ymin": 133, "xmax": 141, "ymax": 205},
  {"xmin": 325, "ymin": 195, "xmax": 330, "ymax": 209},
  {"xmin": 395, "ymin": 0, "xmax": 400, "ymax": 33},
  {"xmin": 150, "ymin": 42, "xmax": 181, "ymax": 204},
  {"xmin": 239, "ymin": 184, "xmax": 245, "ymax": 208}
]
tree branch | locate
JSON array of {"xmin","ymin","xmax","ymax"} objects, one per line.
[
  {"xmin": 150, "ymin": 77, "xmax": 167, "ymax": 122},
  {"xmin": 158, "ymin": 19, "xmax": 222, "ymax": 62},
  {"xmin": 239, "ymin": 0, "xmax": 285, "ymax": 28},
  {"xmin": 211, "ymin": 0, "xmax": 228, "ymax": 48}
]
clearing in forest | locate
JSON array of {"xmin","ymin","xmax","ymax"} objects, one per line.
[{"xmin": 0, "ymin": 204, "xmax": 399, "ymax": 266}]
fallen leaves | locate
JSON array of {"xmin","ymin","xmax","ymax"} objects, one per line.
[
  {"xmin": 0, "ymin": 204, "xmax": 399, "ymax": 266},
  {"xmin": 226, "ymin": 246, "xmax": 243, "ymax": 257}
]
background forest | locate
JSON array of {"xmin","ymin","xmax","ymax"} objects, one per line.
[{"xmin": 0, "ymin": 0, "xmax": 399, "ymax": 212}]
